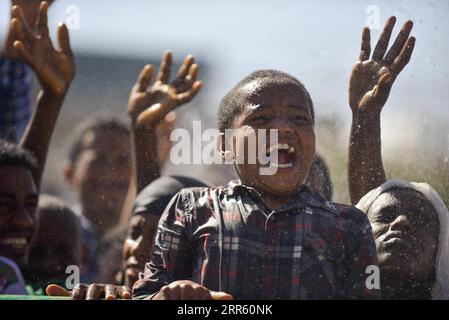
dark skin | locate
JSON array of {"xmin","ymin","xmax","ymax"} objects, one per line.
[
  {"xmin": 128, "ymin": 51, "xmax": 202, "ymax": 192},
  {"xmin": 366, "ymin": 189, "xmax": 439, "ymax": 299},
  {"xmin": 64, "ymin": 129, "xmax": 131, "ymax": 235},
  {"xmin": 348, "ymin": 17, "xmax": 440, "ymax": 299},
  {"xmin": 47, "ymin": 52, "xmax": 202, "ymax": 300},
  {"xmin": 24, "ymin": 209, "xmax": 82, "ymax": 285},
  {"xmin": 0, "ymin": 1, "xmax": 71, "ymax": 270},
  {"xmin": 122, "ymin": 212, "xmax": 160, "ymax": 288},
  {"xmin": 1, "ymin": 0, "xmax": 55, "ymax": 59},
  {"xmin": 46, "ymin": 212, "xmax": 158, "ymax": 300},
  {"xmin": 152, "ymin": 78, "xmax": 315, "ymax": 300},
  {"xmin": 225, "ymin": 80, "xmax": 316, "ymax": 209},
  {"xmin": 0, "ymin": 166, "xmax": 38, "ymax": 269},
  {"xmin": 348, "ymin": 16, "xmax": 415, "ymax": 205},
  {"xmin": 305, "ymin": 156, "xmax": 331, "ymax": 200},
  {"xmin": 13, "ymin": 1, "xmax": 75, "ymax": 187}
]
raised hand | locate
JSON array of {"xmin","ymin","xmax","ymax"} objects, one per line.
[
  {"xmin": 12, "ymin": 0, "xmax": 55, "ymax": 27},
  {"xmin": 128, "ymin": 51, "xmax": 202, "ymax": 128},
  {"xmin": 349, "ymin": 16, "xmax": 415, "ymax": 115},
  {"xmin": 11, "ymin": 1, "xmax": 75, "ymax": 97}
]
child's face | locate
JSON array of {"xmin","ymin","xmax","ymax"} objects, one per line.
[
  {"xmin": 0, "ymin": 165, "xmax": 38, "ymax": 268},
  {"xmin": 65, "ymin": 129, "xmax": 131, "ymax": 233},
  {"xmin": 230, "ymin": 80, "xmax": 315, "ymax": 197},
  {"xmin": 122, "ymin": 212, "xmax": 160, "ymax": 287},
  {"xmin": 26, "ymin": 212, "xmax": 82, "ymax": 283},
  {"xmin": 367, "ymin": 189, "xmax": 439, "ymax": 282}
]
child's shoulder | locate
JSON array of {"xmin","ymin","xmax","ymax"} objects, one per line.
[
  {"xmin": 176, "ymin": 185, "xmax": 222, "ymax": 207},
  {"xmin": 308, "ymin": 189, "xmax": 370, "ymax": 231},
  {"xmin": 328, "ymin": 202, "xmax": 372, "ymax": 236}
]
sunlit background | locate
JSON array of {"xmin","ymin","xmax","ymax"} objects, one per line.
[{"xmin": 1, "ymin": 0, "xmax": 448, "ymax": 205}]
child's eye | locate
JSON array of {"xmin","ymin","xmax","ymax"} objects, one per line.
[
  {"xmin": 251, "ymin": 115, "xmax": 270, "ymax": 123},
  {"xmin": 25, "ymin": 201, "xmax": 38, "ymax": 213},
  {"xmin": 0, "ymin": 200, "xmax": 15, "ymax": 213},
  {"xmin": 375, "ymin": 211, "xmax": 397, "ymax": 224},
  {"xmin": 293, "ymin": 116, "xmax": 311, "ymax": 124},
  {"xmin": 129, "ymin": 226, "xmax": 141, "ymax": 240}
]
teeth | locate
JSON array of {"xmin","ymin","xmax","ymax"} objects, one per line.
[
  {"xmin": 266, "ymin": 143, "xmax": 293, "ymax": 154},
  {"xmin": 0, "ymin": 237, "xmax": 28, "ymax": 246},
  {"xmin": 271, "ymin": 163, "xmax": 293, "ymax": 168}
]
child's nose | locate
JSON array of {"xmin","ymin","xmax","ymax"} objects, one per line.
[{"xmin": 274, "ymin": 118, "xmax": 295, "ymax": 135}]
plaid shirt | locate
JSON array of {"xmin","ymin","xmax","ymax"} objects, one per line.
[
  {"xmin": 0, "ymin": 58, "xmax": 32, "ymax": 143},
  {"xmin": 133, "ymin": 180, "xmax": 380, "ymax": 300}
]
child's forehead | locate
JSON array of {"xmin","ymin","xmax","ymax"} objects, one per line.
[{"xmin": 239, "ymin": 79, "xmax": 310, "ymax": 105}]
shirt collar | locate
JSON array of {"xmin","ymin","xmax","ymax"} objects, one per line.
[{"xmin": 225, "ymin": 179, "xmax": 337, "ymax": 215}]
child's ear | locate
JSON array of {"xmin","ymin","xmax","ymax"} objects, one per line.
[
  {"xmin": 63, "ymin": 163, "xmax": 75, "ymax": 186},
  {"xmin": 216, "ymin": 132, "xmax": 227, "ymax": 155},
  {"xmin": 217, "ymin": 132, "xmax": 234, "ymax": 163}
]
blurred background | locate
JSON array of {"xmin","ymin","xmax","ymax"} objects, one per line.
[{"xmin": 1, "ymin": 0, "xmax": 448, "ymax": 205}]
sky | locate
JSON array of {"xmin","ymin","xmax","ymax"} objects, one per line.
[
  {"xmin": 1, "ymin": 0, "xmax": 448, "ymax": 132},
  {"xmin": 1, "ymin": 0, "xmax": 448, "ymax": 202},
  {"xmin": 0, "ymin": 0, "xmax": 449, "ymax": 114}
]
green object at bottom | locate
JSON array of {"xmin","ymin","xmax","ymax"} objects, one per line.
[{"xmin": 0, "ymin": 294, "xmax": 70, "ymax": 300}]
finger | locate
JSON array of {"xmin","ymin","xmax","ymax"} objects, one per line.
[
  {"xmin": 173, "ymin": 54, "xmax": 195, "ymax": 87},
  {"xmin": 159, "ymin": 285, "xmax": 176, "ymax": 300},
  {"xmin": 372, "ymin": 16, "xmax": 396, "ymax": 61},
  {"xmin": 105, "ymin": 285, "xmax": 119, "ymax": 300},
  {"xmin": 36, "ymin": 1, "xmax": 49, "ymax": 37},
  {"xmin": 11, "ymin": 18, "xmax": 26, "ymax": 43},
  {"xmin": 11, "ymin": 6, "xmax": 33, "ymax": 42},
  {"xmin": 176, "ymin": 80, "xmax": 202, "ymax": 105},
  {"xmin": 156, "ymin": 51, "xmax": 173, "ymax": 83},
  {"xmin": 384, "ymin": 20, "xmax": 413, "ymax": 65},
  {"xmin": 86, "ymin": 284, "xmax": 105, "ymax": 300},
  {"xmin": 179, "ymin": 283, "xmax": 194, "ymax": 300},
  {"xmin": 182, "ymin": 64, "xmax": 199, "ymax": 90},
  {"xmin": 13, "ymin": 40, "xmax": 34, "ymax": 68},
  {"xmin": 136, "ymin": 64, "xmax": 154, "ymax": 92},
  {"xmin": 57, "ymin": 23, "xmax": 73, "ymax": 57},
  {"xmin": 71, "ymin": 284, "xmax": 88, "ymax": 300},
  {"xmin": 390, "ymin": 36, "xmax": 415, "ymax": 76},
  {"xmin": 210, "ymin": 291, "xmax": 234, "ymax": 300},
  {"xmin": 45, "ymin": 284, "xmax": 71, "ymax": 297},
  {"xmin": 192, "ymin": 286, "xmax": 212, "ymax": 300},
  {"xmin": 118, "ymin": 286, "xmax": 133, "ymax": 299},
  {"xmin": 359, "ymin": 27, "xmax": 371, "ymax": 61},
  {"xmin": 372, "ymin": 73, "xmax": 394, "ymax": 101},
  {"xmin": 137, "ymin": 103, "xmax": 166, "ymax": 127}
]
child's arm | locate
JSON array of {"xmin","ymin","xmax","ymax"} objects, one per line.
[
  {"xmin": 127, "ymin": 51, "xmax": 202, "ymax": 193},
  {"xmin": 348, "ymin": 16, "xmax": 415, "ymax": 204},
  {"xmin": 13, "ymin": 2, "xmax": 75, "ymax": 187}
]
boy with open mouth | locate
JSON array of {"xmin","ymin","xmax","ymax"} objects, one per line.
[{"xmin": 132, "ymin": 69, "xmax": 380, "ymax": 300}]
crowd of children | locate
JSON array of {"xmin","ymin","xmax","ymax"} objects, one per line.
[{"xmin": 1, "ymin": 1, "xmax": 448, "ymax": 300}]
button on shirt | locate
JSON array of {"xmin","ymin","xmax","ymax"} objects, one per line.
[{"xmin": 133, "ymin": 180, "xmax": 380, "ymax": 299}]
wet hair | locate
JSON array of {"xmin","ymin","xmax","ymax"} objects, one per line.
[
  {"xmin": 306, "ymin": 154, "xmax": 333, "ymax": 200},
  {"xmin": 132, "ymin": 175, "xmax": 210, "ymax": 217},
  {"xmin": 217, "ymin": 70, "xmax": 315, "ymax": 133},
  {"xmin": 67, "ymin": 113, "xmax": 130, "ymax": 166},
  {"xmin": 36, "ymin": 194, "xmax": 82, "ymax": 236},
  {"xmin": 0, "ymin": 139, "xmax": 37, "ymax": 174}
]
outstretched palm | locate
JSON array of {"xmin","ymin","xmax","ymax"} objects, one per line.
[
  {"xmin": 349, "ymin": 16, "xmax": 415, "ymax": 114},
  {"xmin": 128, "ymin": 52, "xmax": 202, "ymax": 128},
  {"xmin": 12, "ymin": 1, "xmax": 74, "ymax": 96}
]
